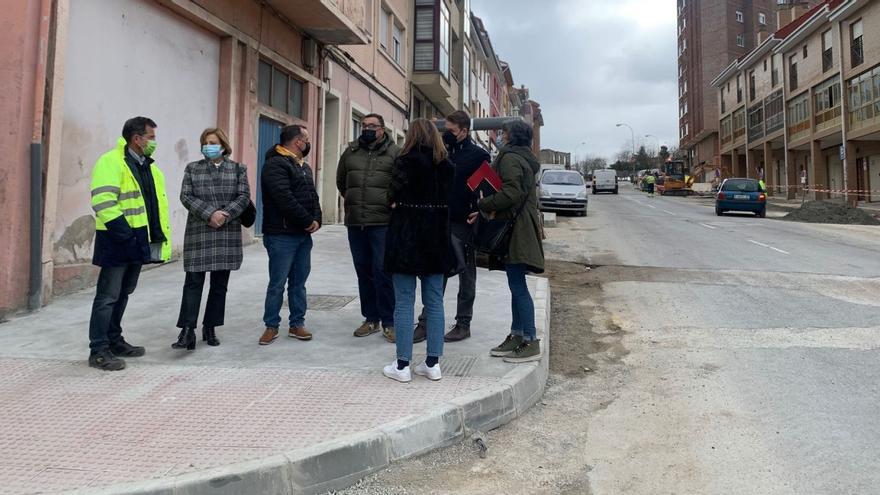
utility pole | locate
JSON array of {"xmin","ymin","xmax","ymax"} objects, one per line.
[{"xmin": 617, "ymin": 123, "xmax": 635, "ymax": 179}]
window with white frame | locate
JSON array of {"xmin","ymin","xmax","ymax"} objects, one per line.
[
  {"xmin": 414, "ymin": 0, "xmax": 435, "ymax": 71},
  {"xmin": 440, "ymin": 2, "xmax": 450, "ymax": 79},
  {"xmin": 822, "ymin": 29, "xmax": 833, "ymax": 72},
  {"xmin": 736, "ymin": 11, "xmax": 744, "ymax": 23},
  {"xmin": 464, "ymin": 0, "xmax": 470, "ymax": 38},
  {"xmin": 352, "ymin": 113, "xmax": 364, "ymax": 141},
  {"xmin": 463, "ymin": 48, "xmax": 471, "ymax": 105},
  {"xmin": 759, "ymin": 13, "xmax": 766, "ymax": 26},
  {"xmin": 379, "ymin": 8, "xmax": 389, "ymax": 50},
  {"xmin": 392, "ymin": 23, "xmax": 403, "ymax": 66},
  {"xmin": 737, "ymin": 34, "xmax": 745, "ymax": 48},
  {"xmin": 851, "ymin": 19, "xmax": 864, "ymax": 67}
]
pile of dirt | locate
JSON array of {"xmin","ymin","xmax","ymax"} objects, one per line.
[{"xmin": 783, "ymin": 201, "xmax": 880, "ymax": 225}]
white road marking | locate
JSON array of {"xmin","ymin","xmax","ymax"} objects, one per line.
[
  {"xmin": 646, "ymin": 205, "xmax": 657, "ymax": 209},
  {"xmin": 661, "ymin": 209, "xmax": 678, "ymax": 216},
  {"xmin": 699, "ymin": 223, "xmax": 717, "ymax": 230},
  {"xmin": 749, "ymin": 239, "xmax": 790, "ymax": 255}
]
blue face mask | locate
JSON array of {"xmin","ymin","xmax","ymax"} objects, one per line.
[{"xmin": 202, "ymin": 144, "xmax": 224, "ymax": 160}]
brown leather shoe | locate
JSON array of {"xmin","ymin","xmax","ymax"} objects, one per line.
[
  {"xmin": 413, "ymin": 322, "xmax": 427, "ymax": 343},
  {"xmin": 382, "ymin": 326, "xmax": 396, "ymax": 343},
  {"xmin": 353, "ymin": 321, "xmax": 380, "ymax": 337},
  {"xmin": 289, "ymin": 326, "xmax": 313, "ymax": 341},
  {"xmin": 444, "ymin": 323, "xmax": 471, "ymax": 342},
  {"xmin": 259, "ymin": 327, "xmax": 278, "ymax": 345}
]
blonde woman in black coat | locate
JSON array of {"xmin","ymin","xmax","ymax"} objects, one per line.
[{"xmin": 382, "ymin": 119, "xmax": 454, "ymax": 383}]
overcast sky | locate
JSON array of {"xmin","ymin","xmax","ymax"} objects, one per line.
[{"xmin": 472, "ymin": 0, "xmax": 678, "ymax": 162}]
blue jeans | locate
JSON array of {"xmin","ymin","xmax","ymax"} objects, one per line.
[
  {"xmin": 263, "ymin": 234, "xmax": 312, "ymax": 328},
  {"xmin": 347, "ymin": 226, "xmax": 395, "ymax": 327},
  {"xmin": 392, "ymin": 273, "xmax": 445, "ymax": 363},
  {"xmin": 506, "ymin": 264, "xmax": 536, "ymax": 341}
]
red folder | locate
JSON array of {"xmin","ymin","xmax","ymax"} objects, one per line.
[{"xmin": 467, "ymin": 161, "xmax": 502, "ymax": 193}]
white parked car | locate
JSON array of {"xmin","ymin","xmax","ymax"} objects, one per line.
[{"xmin": 538, "ymin": 170, "xmax": 588, "ymax": 216}]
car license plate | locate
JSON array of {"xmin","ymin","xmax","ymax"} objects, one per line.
[
  {"xmin": 734, "ymin": 194, "xmax": 750, "ymax": 200},
  {"xmin": 558, "ymin": 200, "xmax": 571, "ymax": 204}
]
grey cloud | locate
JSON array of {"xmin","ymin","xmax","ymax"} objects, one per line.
[{"xmin": 473, "ymin": 0, "xmax": 679, "ymax": 159}]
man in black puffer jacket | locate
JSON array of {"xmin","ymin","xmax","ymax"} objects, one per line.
[
  {"xmin": 414, "ymin": 111, "xmax": 491, "ymax": 343},
  {"xmin": 259, "ymin": 125, "xmax": 322, "ymax": 346}
]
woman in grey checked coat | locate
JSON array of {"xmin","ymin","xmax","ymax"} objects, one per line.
[{"xmin": 173, "ymin": 128, "xmax": 251, "ymax": 350}]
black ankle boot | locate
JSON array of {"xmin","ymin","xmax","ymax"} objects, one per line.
[
  {"xmin": 202, "ymin": 326, "xmax": 220, "ymax": 346},
  {"xmin": 172, "ymin": 327, "xmax": 196, "ymax": 350}
]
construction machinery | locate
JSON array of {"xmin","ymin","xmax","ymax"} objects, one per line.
[
  {"xmin": 686, "ymin": 163, "xmax": 729, "ymax": 194},
  {"xmin": 657, "ymin": 159, "xmax": 689, "ymax": 196}
]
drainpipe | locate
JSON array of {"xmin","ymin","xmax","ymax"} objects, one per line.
[
  {"xmin": 29, "ymin": 0, "xmax": 51, "ymax": 311},
  {"xmin": 780, "ymin": 50, "xmax": 793, "ymax": 200},
  {"xmin": 313, "ymin": 46, "xmax": 325, "ymax": 192},
  {"xmin": 835, "ymin": 18, "xmax": 850, "ymax": 205}
]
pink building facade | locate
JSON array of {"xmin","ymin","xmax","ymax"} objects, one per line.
[{"xmin": 0, "ymin": 0, "xmax": 372, "ymax": 317}]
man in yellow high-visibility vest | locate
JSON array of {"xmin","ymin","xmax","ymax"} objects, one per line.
[{"xmin": 88, "ymin": 116, "xmax": 171, "ymax": 371}]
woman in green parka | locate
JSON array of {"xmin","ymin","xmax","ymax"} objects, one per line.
[{"xmin": 469, "ymin": 120, "xmax": 544, "ymax": 363}]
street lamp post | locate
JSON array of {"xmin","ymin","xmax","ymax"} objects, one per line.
[
  {"xmin": 574, "ymin": 141, "xmax": 586, "ymax": 173},
  {"xmin": 644, "ymin": 134, "xmax": 661, "ymax": 155},
  {"xmin": 645, "ymin": 134, "xmax": 661, "ymax": 167},
  {"xmin": 616, "ymin": 123, "xmax": 635, "ymax": 180}
]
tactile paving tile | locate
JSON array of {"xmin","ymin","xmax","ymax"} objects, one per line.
[
  {"xmin": 0, "ymin": 358, "xmax": 498, "ymax": 494},
  {"xmin": 283, "ymin": 294, "xmax": 357, "ymax": 311},
  {"xmin": 411, "ymin": 354, "xmax": 478, "ymax": 377}
]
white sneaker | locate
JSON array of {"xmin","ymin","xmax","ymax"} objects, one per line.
[
  {"xmin": 382, "ymin": 361, "xmax": 412, "ymax": 383},
  {"xmin": 414, "ymin": 362, "xmax": 442, "ymax": 381}
]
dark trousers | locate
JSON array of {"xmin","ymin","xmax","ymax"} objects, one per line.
[
  {"xmin": 418, "ymin": 222, "xmax": 476, "ymax": 326},
  {"xmin": 88, "ymin": 263, "xmax": 142, "ymax": 352},
  {"xmin": 176, "ymin": 270, "xmax": 231, "ymax": 329},
  {"xmin": 347, "ymin": 226, "xmax": 395, "ymax": 327}
]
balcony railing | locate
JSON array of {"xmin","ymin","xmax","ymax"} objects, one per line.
[
  {"xmin": 850, "ymin": 102, "xmax": 880, "ymax": 131},
  {"xmin": 766, "ymin": 112, "xmax": 784, "ymax": 134},
  {"xmin": 788, "ymin": 121, "xmax": 810, "ymax": 142},
  {"xmin": 815, "ymin": 105, "xmax": 841, "ymax": 132},
  {"xmin": 748, "ymin": 122, "xmax": 764, "ymax": 142}
]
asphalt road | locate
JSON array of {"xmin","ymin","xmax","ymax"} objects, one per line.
[
  {"xmin": 339, "ymin": 186, "xmax": 880, "ymax": 495},
  {"xmin": 547, "ymin": 186, "xmax": 880, "ymax": 494}
]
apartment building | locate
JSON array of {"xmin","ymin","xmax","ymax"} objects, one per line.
[
  {"xmin": 712, "ymin": 0, "xmax": 879, "ymax": 202},
  {"xmin": 0, "ymin": 0, "xmax": 542, "ymax": 316},
  {"xmin": 322, "ymin": 0, "xmax": 412, "ymax": 224},
  {"xmin": 678, "ymin": 0, "xmax": 780, "ymax": 179},
  {"xmin": 540, "ymin": 149, "xmax": 572, "ymax": 167},
  {"xmin": 0, "ymin": 0, "xmax": 373, "ymax": 315},
  {"xmin": 714, "ymin": 28, "xmax": 788, "ymax": 191}
]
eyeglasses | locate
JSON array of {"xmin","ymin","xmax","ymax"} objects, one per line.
[{"xmin": 363, "ymin": 124, "xmax": 382, "ymax": 130}]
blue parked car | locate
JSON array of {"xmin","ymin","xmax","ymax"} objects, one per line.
[{"xmin": 715, "ymin": 178, "xmax": 766, "ymax": 218}]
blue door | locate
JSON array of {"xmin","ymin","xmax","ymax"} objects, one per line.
[{"xmin": 256, "ymin": 116, "xmax": 283, "ymax": 235}]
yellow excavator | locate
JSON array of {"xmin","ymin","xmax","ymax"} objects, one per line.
[
  {"xmin": 685, "ymin": 163, "xmax": 729, "ymax": 193},
  {"xmin": 657, "ymin": 159, "xmax": 688, "ymax": 196}
]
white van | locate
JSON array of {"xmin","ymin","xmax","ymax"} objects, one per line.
[{"xmin": 592, "ymin": 169, "xmax": 618, "ymax": 194}]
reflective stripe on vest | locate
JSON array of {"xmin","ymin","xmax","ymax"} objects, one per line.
[{"xmin": 91, "ymin": 138, "xmax": 172, "ymax": 262}]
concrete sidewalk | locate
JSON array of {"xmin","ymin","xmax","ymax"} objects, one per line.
[
  {"xmin": 0, "ymin": 226, "xmax": 550, "ymax": 495},
  {"xmin": 766, "ymin": 195, "xmax": 880, "ymax": 214}
]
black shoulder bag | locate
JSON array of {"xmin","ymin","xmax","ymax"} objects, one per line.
[
  {"xmin": 235, "ymin": 163, "xmax": 257, "ymax": 228},
  {"xmin": 472, "ymin": 160, "xmax": 533, "ymax": 257}
]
